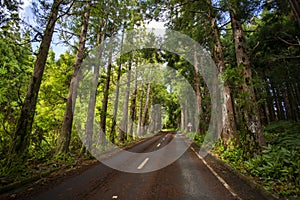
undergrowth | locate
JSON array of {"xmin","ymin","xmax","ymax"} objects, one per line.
[{"xmin": 210, "ymin": 121, "xmax": 300, "ymax": 199}]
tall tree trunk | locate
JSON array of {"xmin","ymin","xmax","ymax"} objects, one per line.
[
  {"xmin": 291, "ymin": 82, "xmax": 300, "ymax": 120},
  {"xmin": 99, "ymin": 32, "xmax": 114, "ymax": 146},
  {"xmin": 119, "ymin": 57, "xmax": 132, "ymax": 142},
  {"xmin": 264, "ymin": 75, "xmax": 276, "ymax": 122},
  {"xmin": 57, "ymin": 1, "xmax": 91, "ymax": 154},
  {"xmin": 193, "ymin": 49, "xmax": 203, "ymax": 135},
  {"xmin": 10, "ymin": 0, "xmax": 62, "ymax": 157},
  {"xmin": 137, "ymin": 87, "xmax": 144, "ymax": 137},
  {"xmin": 180, "ymin": 105, "xmax": 185, "ymax": 130},
  {"xmin": 129, "ymin": 67, "xmax": 138, "ymax": 138},
  {"xmin": 110, "ymin": 25, "xmax": 125, "ymax": 143},
  {"xmin": 84, "ymin": 14, "xmax": 107, "ymax": 153},
  {"xmin": 230, "ymin": 9, "xmax": 266, "ymax": 147},
  {"xmin": 287, "ymin": 83, "xmax": 298, "ymax": 120},
  {"xmin": 283, "ymin": 83, "xmax": 292, "ymax": 120},
  {"xmin": 184, "ymin": 99, "xmax": 188, "ymax": 131},
  {"xmin": 288, "ymin": 0, "xmax": 300, "ymax": 27},
  {"xmin": 273, "ymin": 86, "xmax": 284, "ymax": 120},
  {"xmin": 141, "ymin": 83, "xmax": 151, "ymax": 136},
  {"xmin": 207, "ymin": 4, "xmax": 239, "ymax": 146}
]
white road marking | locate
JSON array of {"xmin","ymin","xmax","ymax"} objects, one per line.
[
  {"xmin": 156, "ymin": 143, "xmax": 161, "ymax": 148},
  {"xmin": 137, "ymin": 157, "xmax": 150, "ymax": 169},
  {"xmin": 112, "ymin": 195, "xmax": 118, "ymax": 199},
  {"xmin": 190, "ymin": 147, "xmax": 242, "ymax": 200}
]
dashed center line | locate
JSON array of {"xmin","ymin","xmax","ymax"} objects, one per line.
[
  {"xmin": 112, "ymin": 195, "xmax": 118, "ymax": 199},
  {"xmin": 156, "ymin": 143, "xmax": 161, "ymax": 148},
  {"xmin": 137, "ymin": 157, "xmax": 150, "ymax": 169}
]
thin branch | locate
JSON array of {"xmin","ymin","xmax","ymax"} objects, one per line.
[
  {"xmin": 276, "ymin": 36, "xmax": 300, "ymax": 46},
  {"xmin": 55, "ymin": 28, "xmax": 80, "ymax": 37},
  {"xmin": 219, "ymin": 20, "xmax": 231, "ymax": 29},
  {"xmin": 251, "ymin": 41, "xmax": 260, "ymax": 51},
  {"xmin": 21, "ymin": 20, "xmax": 43, "ymax": 36},
  {"xmin": 185, "ymin": 9, "xmax": 208, "ymax": 14},
  {"xmin": 56, "ymin": 0, "xmax": 76, "ymax": 20},
  {"xmin": 276, "ymin": 55, "xmax": 300, "ymax": 60}
]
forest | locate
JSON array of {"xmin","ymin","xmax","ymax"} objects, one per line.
[{"xmin": 0, "ymin": 0, "xmax": 300, "ymax": 199}]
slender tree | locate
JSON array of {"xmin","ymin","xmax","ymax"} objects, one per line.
[
  {"xmin": 288, "ymin": 0, "xmax": 300, "ymax": 27},
  {"xmin": 99, "ymin": 29, "xmax": 114, "ymax": 146},
  {"xmin": 141, "ymin": 82, "xmax": 151, "ymax": 135},
  {"xmin": 84, "ymin": 2, "xmax": 108, "ymax": 153},
  {"xmin": 10, "ymin": 0, "xmax": 63, "ymax": 157},
  {"xmin": 57, "ymin": 0, "xmax": 91, "ymax": 154},
  {"xmin": 118, "ymin": 55, "xmax": 132, "ymax": 142},
  {"xmin": 129, "ymin": 62, "xmax": 138, "ymax": 138}
]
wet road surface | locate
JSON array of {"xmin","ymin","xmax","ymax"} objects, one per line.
[{"xmin": 6, "ymin": 132, "xmax": 269, "ymax": 200}]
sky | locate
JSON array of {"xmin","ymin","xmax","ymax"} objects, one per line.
[
  {"xmin": 21, "ymin": 0, "xmax": 68, "ymax": 58},
  {"xmin": 20, "ymin": 0, "xmax": 166, "ymax": 59}
]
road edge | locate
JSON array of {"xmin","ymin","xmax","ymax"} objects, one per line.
[
  {"xmin": 0, "ymin": 133, "xmax": 162, "ymax": 197},
  {"xmin": 206, "ymin": 152, "xmax": 279, "ymax": 200},
  {"xmin": 181, "ymin": 133, "xmax": 279, "ymax": 200}
]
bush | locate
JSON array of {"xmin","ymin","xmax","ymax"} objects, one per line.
[
  {"xmin": 211, "ymin": 121, "xmax": 300, "ymax": 198},
  {"xmin": 245, "ymin": 144, "xmax": 300, "ymax": 196},
  {"xmin": 264, "ymin": 121, "xmax": 300, "ymax": 150}
]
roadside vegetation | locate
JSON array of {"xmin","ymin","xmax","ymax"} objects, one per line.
[{"xmin": 211, "ymin": 121, "xmax": 300, "ymax": 198}]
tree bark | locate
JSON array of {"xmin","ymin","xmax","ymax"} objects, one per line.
[
  {"xmin": 193, "ymin": 49, "xmax": 204, "ymax": 135},
  {"xmin": 291, "ymin": 82, "xmax": 300, "ymax": 120},
  {"xmin": 207, "ymin": 6, "xmax": 239, "ymax": 146},
  {"xmin": 119, "ymin": 57, "xmax": 132, "ymax": 142},
  {"xmin": 129, "ymin": 67, "xmax": 138, "ymax": 138},
  {"xmin": 137, "ymin": 87, "xmax": 144, "ymax": 137},
  {"xmin": 99, "ymin": 33, "xmax": 114, "ymax": 146},
  {"xmin": 57, "ymin": 0, "xmax": 91, "ymax": 154},
  {"xmin": 288, "ymin": 0, "xmax": 300, "ymax": 27},
  {"xmin": 184, "ymin": 99, "xmax": 188, "ymax": 131},
  {"xmin": 141, "ymin": 83, "xmax": 151, "ymax": 136},
  {"xmin": 10, "ymin": 0, "xmax": 62, "ymax": 157},
  {"xmin": 264, "ymin": 75, "xmax": 276, "ymax": 122},
  {"xmin": 110, "ymin": 25, "xmax": 125, "ymax": 143},
  {"xmin": 84, "ymin": 13, "xmax": 106, "ymax": 153},
  {"xmin": 180, "ymin": 105, "xmax": 185, "ymax": 130},
  {"xmin": 230, "ymin": 9, "xmax": 266, "ymax": 147},
  {"xmin": 273, "ymin": 85, "xmax": 285, "ymax": 120}
]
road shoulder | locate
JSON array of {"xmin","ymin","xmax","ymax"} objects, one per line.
[{"xmin": 190, "ymin": 142, "xmax": 279, "ymax": 200}]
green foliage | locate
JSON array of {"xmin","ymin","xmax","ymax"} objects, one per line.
[
  {"xmin": 193, "ymin": 134, "xmax": 205, "ymax": 146},
  {"xmin": 53, "ymin": 152, "xmax": 77, "ymax": 167},
  {"xmin": 212, "ymin": 139, "xmax": 246, "ymax": 169},
  {"xmin": 245, "ymin": 145, "xmax": 300, "ymax": 196},
  {"xmin": 186, "ymin": 132, "xmax": 205, "ymax": 146},
  {"xmin": 213, "ymin": 121, "xmax": 300, "ymax": 198},
  {"xmin": 0, "ymin": 22, "xmax": 33, "ymax": 160},
  {"xmin": 0, "ymin": 0, "xmax": 20, "ymax": 28},
  {"xmin": 0, "ymin": 156, "xmax": 30, "ymax": 180},
  {"xmin": 264, "ymin": 121, "xmax": 300, "ymax": 150}
]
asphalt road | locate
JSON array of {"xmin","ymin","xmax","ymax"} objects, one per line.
[{"xmin": 8, "ymin": 132, "xmax": 269, "ymax": 200}]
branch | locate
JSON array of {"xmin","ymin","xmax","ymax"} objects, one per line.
[
  {"xmin": 185, "ymin": 9, "xmax": 208, "ymax": 14},
  {"xmin": 219, "ymin": 20, "xmax": 231, "ymax": 29},
  {"xmin": 56, "ymin": 0, "xmax": 76, "ymax": 23},
  {"xmin": 21, "ymin": 20, "xmax": 43, "ymax": 36},
  {"xmin": 276, "ymin": 36, "xmax": 300, "ymax": 46},
  {"xmin": 276, "ymin": 55, "xmax": 300, "ymax": 60},
  {"xmin": 251, "ymin": 41, "xmax": 260, "ymax": 51}
]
